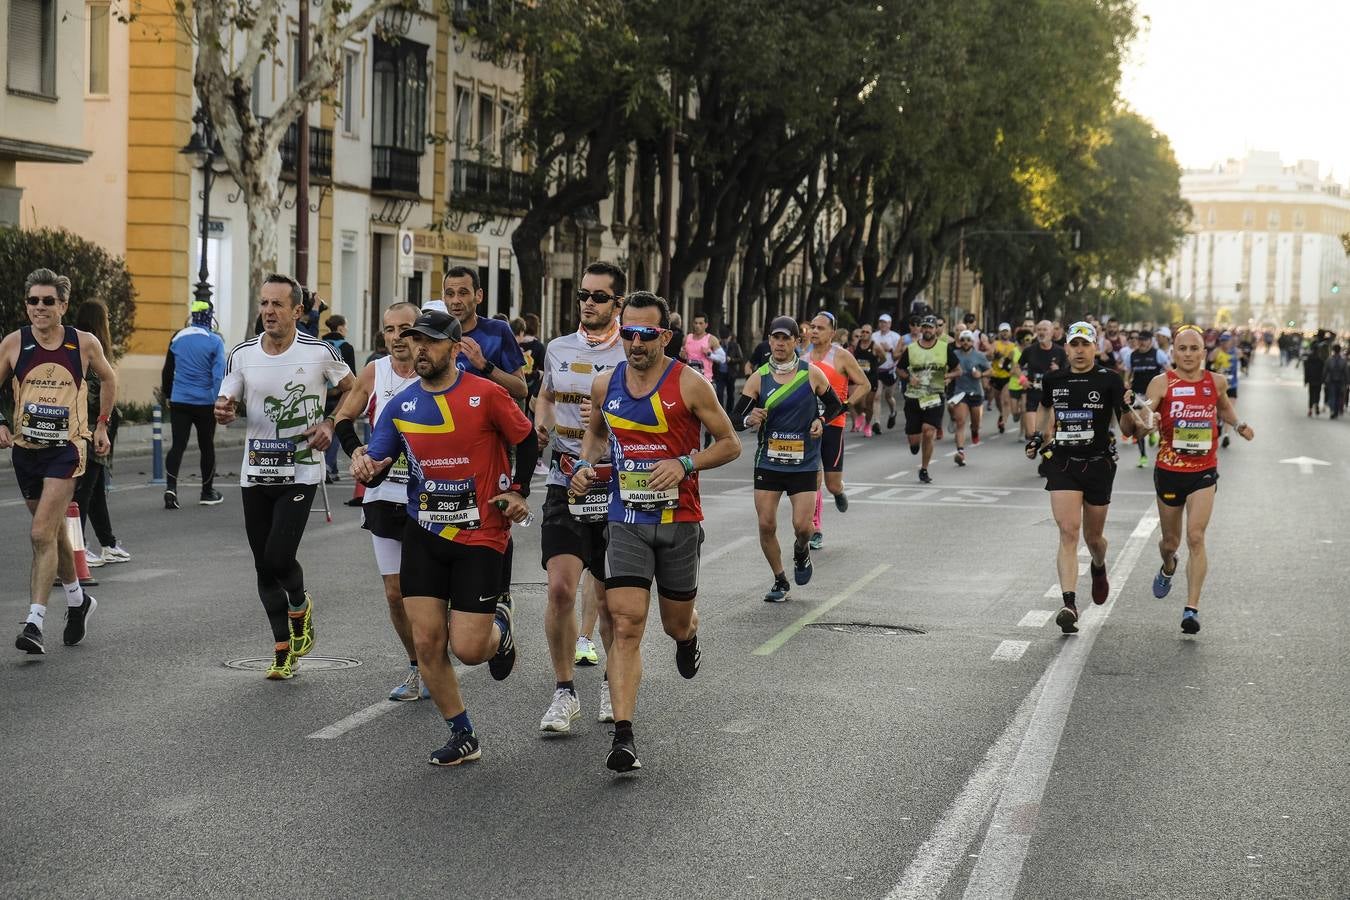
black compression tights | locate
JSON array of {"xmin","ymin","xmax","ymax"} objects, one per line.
[{"xmin": 241, "ymin": 483, "xmax": 317, "ymax": 642}]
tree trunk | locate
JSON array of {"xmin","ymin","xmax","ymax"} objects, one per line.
[{"xmin": 513, "ymin": 217, "xmax": 549, "ymax": 322}]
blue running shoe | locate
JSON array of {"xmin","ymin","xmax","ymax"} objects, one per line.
[
  {"xmin": 1153, "ymin": 559, "xmax": 1176, "ymax": 599},
  {"xmin": 1181, "ymin": 607, "xmax": 1200, "ymax": 634},
  {"xmin": 389, "ymin": 666, "xmax": 426, "ymax": 702},
  {"xmin": 429, "ymin": 731, "xmax": 481, "ymax": 766},
  {"xmin": 763, "ymin": 575, "xmax": 790, "ymax": 603},
  {"xmin": 793, "ymin": 545, "xmax": 813, "ymax": 586},
  {"xmin": 809, "ymin": 531, "xmax": 823, "ymax": 551}
]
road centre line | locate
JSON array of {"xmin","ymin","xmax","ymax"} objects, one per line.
[
  {"xmin": 1017, "ymin": 610, "xmax": 1054, "ymax": 628},
  {"xmin": 751, "ymin": 564, "xmax": 891, "ymax": 656},
  {"xmin": 884, "ymin": 470, "xmax": 912, "ymax": 480},
  {"xmin": 886, "ymin": 509, "xmax": 1159, "ymax": 899},
  {"xmin": 991, "ymin": 640, "xmax": 1030, "ymax": 661}
]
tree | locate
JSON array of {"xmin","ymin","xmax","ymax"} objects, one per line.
[{"xmin": 176, "ymin": 0, "xmax": 418, "ymax": 302}]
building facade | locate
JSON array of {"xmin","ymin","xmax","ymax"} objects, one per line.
[{"xmin": 1140, "ymin": 150, "xmax": 1350, "ymax": 330}]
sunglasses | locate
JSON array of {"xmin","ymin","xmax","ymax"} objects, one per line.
[
  {"xmin": 26, "ymin": 296, "xmax": 59, "ymax": 306},
  {"xmin": 577, "ymin": 289, "xmax": 619, "ymax": 304},
  {"xmin": 620, "ymin": 325, "xmax": 667, "ymax": 342}
]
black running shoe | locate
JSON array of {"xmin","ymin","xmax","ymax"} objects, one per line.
[
  {"xmin": 1056, "ymin": 605, "xmax": 1079, "ymax": 634},
  {"xmin": 1181, "ymin": 608, "xmax": 1200, "ymax": 634},
  {"xmin": 15, "ymin": 622, "xmax": 44, "ymax": 654},
  {"xmin": 998, "ymin": 417, "xmax": 1005, "ymax": 433},
  {"xmin": 833, "ymin": 491, "xmax": 848, "ymax": 513},
  {"xmin": 429, "ymin": 731, "xmax": 481, "ymax": 766},
  {"xmin": 199, "ymin": 489, "xmax": 224, "ymax": 506},
  {"xmin": 63, "ymin": 593, "xmax": 97, "ymax": 646},
  {"xmin": 886, "ymin": 413, "xmax": 897, "ymax": 430},
  {"xmin": 1090, "ymin": 563, "xmax": 1109, "ymax": 605},
  {"xmin": 164, "ymin": 490, "xmax": 180, "ymax": 510},
  {"xmin": 764, "ymin": 575, "xmax": 790, "ymax": 602},
  {"xmin": 488, "ymin": 593, "xmax": 516, "ymax": 681},
  {"xmin": 675, "ymin": 634, "xmax": 700, "ymax": 679},
  {"xmin": 793, "ymin": 545, "xmax": 813, "ymax": 586},
  {"xmin": 955, "ymin": 450, "xmax": 966, "ymax": 467},
  {"xmin": 606, "ymin": 733, "xmax": 642, "ymax": 772},
  {"xmin": 918, "ymin": 468, "xmax": 933, "ymax": 484}
]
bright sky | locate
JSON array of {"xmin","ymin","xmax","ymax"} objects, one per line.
[{"xmin": 1120, "ymin": 0, "xmax": 1350, "ymax": 183}]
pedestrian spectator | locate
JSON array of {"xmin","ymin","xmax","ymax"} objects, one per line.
[
  {"xmin": 161, "ymin": 299, "xmax": 227, "ymax": 508},
  {"xmin": 74, "ymin": 300, "xmax": 130, "ymax": 567},
  {"xmin": 321, "ymin": 314, "xmax": 358, "ymax": 482},
  {"xmin": 667, "ymin": 313, "xmax": 686, "ymax": 360},
  {"xmin": 512, "ymin": 316, "xmax": 545, "ymax": 403},
  {"xmin": 1304, "ymin": 338, "xmax": 1326, "ymax": 416},
  {"xmin": 1325, "ymin": 345, "xmax": 1347, "ymax": 419},
  {"xmin": 298, "ymin": 291, "xmax": 327, "ymax": 337},
  {"xmin": 747, "ymin": 327, "xmax": 771, "ymax": 374},
  {"xmin": 717, "ymin": 326, "xmax": 743, "ymax": 411}
]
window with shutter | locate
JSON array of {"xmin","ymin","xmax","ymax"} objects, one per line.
[{"xmin": 7, "ymin": 0, "xmax": 57, "ymax": 97}]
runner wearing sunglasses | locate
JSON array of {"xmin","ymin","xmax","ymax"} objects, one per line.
[{"xmin": 569, "ymin": 291, "xmax": 741, "ymax": 773}]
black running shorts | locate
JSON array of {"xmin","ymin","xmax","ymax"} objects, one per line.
[
  {"xmin": 904, "ymin": 398, "xmax": 944, "ymax": 435},
  {"xmin": 399, "ymin": 519, "xmax": 502, "ymax": 614},
  {"xmin": 820, "ymin": 424, "xmax": 844, "ymax": 473},
  {"xmin": 753, "ymin": 467, "xmax": 818, "ymax": 496},
  {"xmin": 12, "ymin": 442, "xmax": 85, "ymax": 500},
  {"xmin": 1154, "ymin": 467, "xmax": 1218, "ymax": 507},
  {"xmin": 360, "ymin": 499, "xmax": 408, "ymax": 540},
  {"xmin": 540, "ymin": 484, "xmax": 608, "ymax": 576},
  {"xmin": 1040, "ymin": 455, "xmax": 1116, "ymax": 506}
]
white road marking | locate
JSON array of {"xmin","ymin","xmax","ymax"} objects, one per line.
[
  {"xmin": 1278, "ymin": 455, "xmax": 1330, "ymax": 475},
  {"xmin": 702, "ymin": 534, "xmax": 755, "ymax": 563},
  {"xmin": 884, "ymin": 470, "xmax": 911, "ymax": 480},
  {"xmin": 990, "ymin": 640, "xmax": 1030, "ymax": 661},
  {"xmin": 751, "ymin": 564, "xmax": 891, "ymax": 656},
  {"xmin": 308, "ymin": 701, "xmax": 399, "ymax": 740},
  {"xmin": 1017, "ymin": 610, "xmax": 1054, "ymax": 628},
  {"xmin": 887, "ymin": 509, "xmax": 1159, "ymax": 900}
]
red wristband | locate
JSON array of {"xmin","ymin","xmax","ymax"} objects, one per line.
[{"xmin": 97, "ymin": 414, "xmax": 111, "ymax": 425}]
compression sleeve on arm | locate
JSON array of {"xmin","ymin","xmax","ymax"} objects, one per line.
[
  {"xmin": 732, "ymin": 393, "xmax": 756, "ymax": 431},
  {"xmin": 511, "ymin": 429, "xmax": 540, "ymax": 498},
  {"xmin": 334, "ymin": 417, "xmax": 362, "ymax": 457},
  {"xmin": 818, "ymin": 388, "xmax": 845, "ymax": 423}
]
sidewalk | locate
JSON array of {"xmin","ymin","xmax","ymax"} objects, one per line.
[{"xmin": 0, "ymin": 420, "xmax": 250, "ymax": 472}]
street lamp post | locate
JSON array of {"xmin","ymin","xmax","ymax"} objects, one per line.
[{"xmin": 180, "ymin": 107, "xmax": 224, "ymax": 307}]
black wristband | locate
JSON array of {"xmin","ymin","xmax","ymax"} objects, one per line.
[
  {"xmin": 480, "ymin": 360, "xmax": 496, "ymax": 377},
  {"xmin": 334, "ymin": 418, "xmax": 362, "ymax": 457}
]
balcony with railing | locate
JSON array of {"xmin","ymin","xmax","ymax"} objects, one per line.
[
  {"xmin": 372, "ymin": 146, "xmax": 422, "ymax": 195},
  {"xmin": 277, "ymin": 121, "xmax": 333, "ymax": 183},
  {"xmin": 451, "ymin": 0, "xmax": 494, "ymax": 28},
  {"xmin": 451, "ymin": 159, "xmax": 530, "ymax": 213}
]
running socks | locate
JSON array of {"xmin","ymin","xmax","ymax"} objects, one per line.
[
  {"xmin": 557, "ymin": 680, "xmax": 576, "ymax": 697},
  {"xmin": 613, "ymin": 719, "xmax": 634, "ymax": 742},
  {"xmin": 62, "ymin": 581, "xmax": 83, "ymax": 607},
  {"xmin": 1063, "ymin": 591, "xmax": 1077, "ymax": 608},
  {"xmin": 447, "ymin": 710, "xmax": 473, "ymax": 734},
  {"xmin": 26, "ymin": 603, "xmax": 45, "ymax": 629}
]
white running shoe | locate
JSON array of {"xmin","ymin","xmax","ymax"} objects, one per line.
[
  {"xmin": 101, "ymin": 544, "xmax": 132, "ymax": 563},
  {"xmin": 84, "ymin": 549, "xmax": 106, "ymax": 568},
  {"xmin": 388, "ymin": 666, "xmax": 427, "ymax": 702},
  {"xmin": 539, "ymin": 688, "xmax": 580, "ymax": 732},
  {"xmin": 597, "ymin": 680, "xmax": 614, "ymax": 723}
]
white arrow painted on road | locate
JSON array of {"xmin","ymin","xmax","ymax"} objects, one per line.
[{"xmin": 1279, "ymin": 456, "xmax": 1331, "ymax": 475}]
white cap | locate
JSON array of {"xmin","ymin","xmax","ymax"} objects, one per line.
[
  {"xmin": 878, "ymin": 313, "xmax": 892, "ymax": 323},
  {"xmin": 422, "ymin": 299, "xmax": 449, "ymax": 314},
  {"xmin": 959, "ymin": 329, "xmax": 976, "ymax": 341},
  {"xmin": 998, "ymin": 322, "xmax": 1011, "ymax": 331},
  {"xmin": 1066, "ymin": 321, "xmax": 1097, "ymax": 344},
  {"xmin": 1156, "ymin": 326, "xmax": 1171, "ymax": 337}
]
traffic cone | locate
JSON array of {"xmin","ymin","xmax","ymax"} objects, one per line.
[
  {"xmin": 344, "ymin": 480, "xmax": 365, "ymax": 507},
  {"xmin": 64, "ymin": 502, "xmax": 99, "ymax": 587}
]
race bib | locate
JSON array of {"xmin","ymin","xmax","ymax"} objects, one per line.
[
  {"xmin": 617, "ymin": 459, "xmax": 679, "ymax": 511},
  {"xmin": 766, "ymin": 431, "xmax": 806, "ymax": 465},
  {"xmin": 246, "ymin": 438, "xmax": 296, "ymax": 484},
  {"xmin": 920, "ymin": 394, "xmax": 942, "ymax": 410},
  {"xmin": 1032, "ymin": 374, "xmax": 1045, "ymax": 391},
  {"xmin": 856, "ymin": 358, "xmax": 872, "ymax": 372},
  {"xmin": 1173, "ymin": 419, "xmax": 1213, "ymax": 455},
  {"xmin": 566, "ymin": 462, "xmax": 612, "ymax": 523},
  {"xmin": 416, "ymin": 477, "xmax": 481, "ymax": 529},
  {"xmin": 387, "ymin": 453, "xmax": 411, "ymax": 485},
  {"xmin": 19, "ymin": 403, "xmax": 70, "ymax": 445},
  {"xmin": 1055, "ymin": 409, "xmax": 1094, "ymax": 445}
]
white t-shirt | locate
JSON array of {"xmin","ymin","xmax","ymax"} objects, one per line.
[
  {"xmin": 873, "ymin": 329, "xmax": 901, "ymax": 371},
  {"xmin": 540, "ymin": 331, "xmax": 627, "ymax": 489},
  {"xmin": 219, "ymin": 333, "xmax": 352, "ymax": 487},
  {"xmin": 363, "ymin": 355, "xmax": 420, "ymax": 505}
]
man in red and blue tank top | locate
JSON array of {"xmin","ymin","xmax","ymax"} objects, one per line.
[
  {"xmin": 0, "ymin": 268, "xmax": 118, "ymax": 654},
  {"xmin": 570, "ymin": 291, "xmax": 741, "ymax": 773}
]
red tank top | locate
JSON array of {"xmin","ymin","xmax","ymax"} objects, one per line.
[
  {"xmin": 810, "ymin": 346, "xmax": 849, "ymax": 427},
  {"xmin": 1156, "ymin": 370, "xmax": 1220, "ymax": 472},
  {"xmin": 603, "ymin": 360, "xmax": 703, "ymax": 524}
]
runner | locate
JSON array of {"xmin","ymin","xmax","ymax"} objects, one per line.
[
  {"xmin": 1144, "ymin": 324, "xmax": 1254, "ymax": 634},
  {"xmin": 1125, "ymin": 329, "xmax": 1167, "ymax": 468},
  {"xmin": 873, "ymin": 313, "xmax": 903, "ymax": 430},
  {"xmin": 894, "ymin": 314, "xmax": 960, "ymax": 484},
  {"xmin": 1025, "ymin": 321, "xmax": 1148, "ymax": 634},
  {"xmin": 1207, "ymin": 331, "xmax": 1240, "ymax": 447},
  {"xmin": 332, "ymin": 301, "xmax": 425, "ymax": 700},
  {"xmin": 849, "ymin": 323, "xmax": 884, "ymax": 437},
  {"xmin": 950, "ymin": 330, "xmax": 989, "ymax": 466},
  {"xmin": 733, "ymin": 316, "xmax": 847, "ymax": 602},
  {"xmin": 350, "ymin": 309, "xmax": 538, "ymax": 766},
  {"xmin": 569, "ymin": 291, "xmax": 740, "ymax": 773},
  {"xmin": 803, "ymin": 312, "xmax": 869, "ymax": 548},
  {"xmin": 532, "ymin": 261, "xmax": 627, "ymax": 733},
  {"xmin": 987, "ymin": 323, "xmax": 1020, "ymax": 433},
  {"xmin": 682, "ymin": 312, "xmax": 720, "ymax": 381},
  {"xmin": 3, "ymin": 268, "xmax": 116, "ymax": 653},
  {"xmin": 1019, "ymin": 320, "xmax": 1068, "ymax": 442},
  {"xmin": 215, "ymin": 274, "xmax": 355, "ymax": 678}
]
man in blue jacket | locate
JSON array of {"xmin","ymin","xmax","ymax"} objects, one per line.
[{"xmin": 161, "ymin": 300, "xmax": 227, "ymax": 508}]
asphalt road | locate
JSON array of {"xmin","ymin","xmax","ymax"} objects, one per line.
[{"xmin": 1, "ymin": 351, "xmax": 1345, "ymax": 900}]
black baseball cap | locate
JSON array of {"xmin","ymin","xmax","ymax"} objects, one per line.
[
  {"xmin": 401, "ymin": 310, "xmax": 463, "ymax": 342},
  {"xmin": 768, "ymin": 315, "xmax": 800, "ymax": 338}
]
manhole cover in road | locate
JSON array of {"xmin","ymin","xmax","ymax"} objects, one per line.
[
  {"xmin": 806, "ymin": 622, "xmax": 926, "ymax": 636},
  {"xmin": 224, "ymin": 656, "xmax": 362, "ymax": 672}
]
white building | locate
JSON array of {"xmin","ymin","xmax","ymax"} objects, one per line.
[{"xmin": 1140, "ymin": 150, "xmax": 1350, "ymax": 330}]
